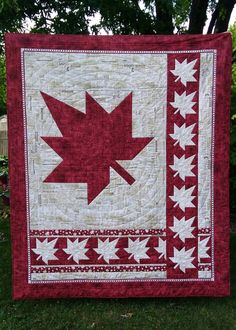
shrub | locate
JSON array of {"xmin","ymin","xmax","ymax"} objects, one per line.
[{"xmin": 0, "ymin": 155, "xmax": 9, "ymax": 218}]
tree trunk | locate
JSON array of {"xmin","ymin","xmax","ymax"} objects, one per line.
[
  {"xmin": 214, "ymin": 0, "xmax": 236, "ymax": 33},
  {"xmin": 154, "ymin": 0, "xmax": 174, "ymax": 34},
  {"xmin": 188, "ymin": 0, "xmax": 209, "ymax": 34}
]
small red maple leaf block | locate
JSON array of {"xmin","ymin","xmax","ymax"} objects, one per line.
[{"xmin": 40, "ymin": 92, "xmax": 153, "ymax": 204}]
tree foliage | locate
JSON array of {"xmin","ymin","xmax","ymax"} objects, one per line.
[
  {"xmin": 0, "ymin": 55, "xmax": 6, "ymax": 116},
  {"xmin": 0, "ymin": 0, "xmax": 235, "ymax": 41}
]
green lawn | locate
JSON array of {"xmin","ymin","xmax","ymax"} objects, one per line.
[{"xmin": 0, "ymin": 215, "xmax": 235, "ymax": 330}]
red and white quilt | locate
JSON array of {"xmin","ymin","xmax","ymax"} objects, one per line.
[{"xmin": 5, "ymin": 33, "xmax": 231, "ymax": 299}]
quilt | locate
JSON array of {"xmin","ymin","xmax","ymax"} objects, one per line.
[{"xmin": 5, "ymin": 33, "xmax": 231, "ymax": 299}]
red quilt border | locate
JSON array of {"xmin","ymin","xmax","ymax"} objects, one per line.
[{"xmin": 5, "ymin": 33, "xmax": 231, "ymax": 299}]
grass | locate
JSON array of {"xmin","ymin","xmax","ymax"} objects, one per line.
[{"xmin": 0, "ymin": 214, "xmax": 236, "ymax": 330}]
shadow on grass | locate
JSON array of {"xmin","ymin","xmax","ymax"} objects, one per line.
[{"xmin": 0, "ymin": 216, "xmax": 235, "ymax": 330}]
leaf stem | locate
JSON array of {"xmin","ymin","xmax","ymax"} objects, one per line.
[{"xmin": 111, "ymin": 161, "xmax": 135, "ymax": 185}]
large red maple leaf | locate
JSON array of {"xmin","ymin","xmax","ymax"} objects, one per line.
[{"xmin": 41, "ymin": 91, "xmax": 153, "ymax": 204}]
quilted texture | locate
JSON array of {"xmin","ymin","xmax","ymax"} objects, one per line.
[{"xmin": 5, "ymin": 33, "xmax": 231, "ymax": 299}]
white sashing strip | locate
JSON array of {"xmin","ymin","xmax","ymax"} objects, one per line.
[
  {"xmin": 31, "ymin": 270, "xmax": 166, "ymax": 281},
  {"xmin": 198, "ymin": 52, "xmax": 215, "ymax": 279}
]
